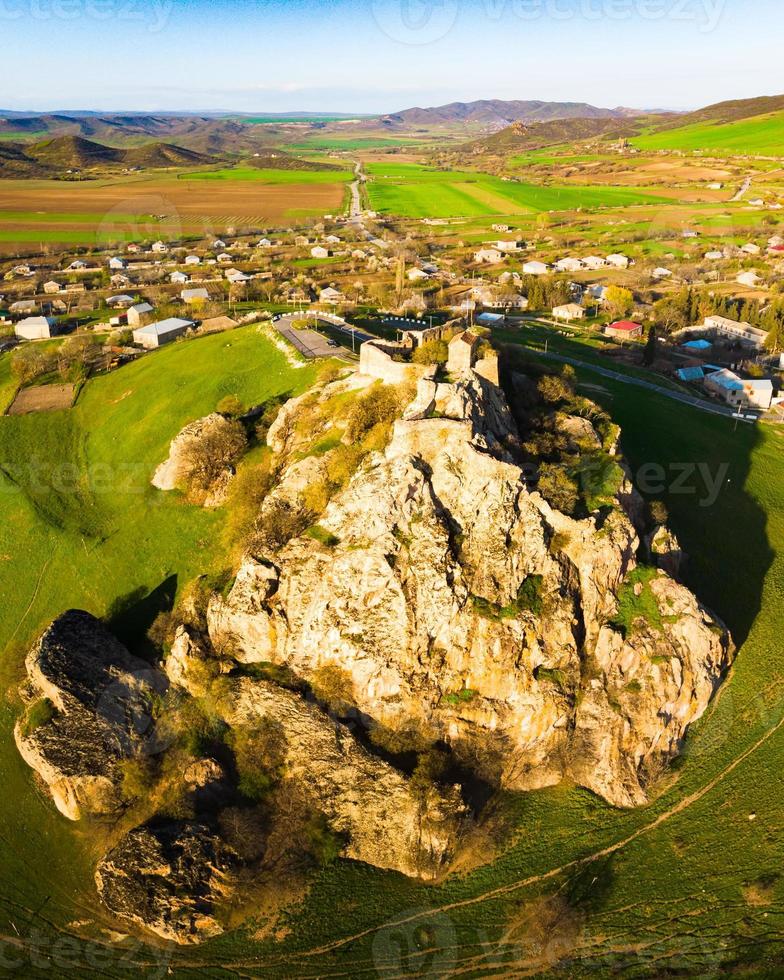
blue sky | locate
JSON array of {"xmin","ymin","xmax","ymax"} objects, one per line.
[{"xmin": 1, "ymin": 0, "xmax": 781, "ymax": 114}]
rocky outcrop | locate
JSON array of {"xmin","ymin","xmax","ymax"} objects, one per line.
[
  {"xmin": 14, "ymin": 610, "xmax": 168, "ymax": 820},
  {"xmin": 208, "ymin": 371, "xmax": 733, "ymax": 808},
  {"xmin": 152, "ymin": 413, "xmax": 241, "ymax": 506},
  {"xmin": 95, "ymin": 823, "xmax": 235, "ymax": 944},
  {"xmin": 217, "ymin": 677, "xmax": 465, "ymax": 879},
  {"xmin": 646, "ymin": 524, "xmax": 685, "ymax": 578}
]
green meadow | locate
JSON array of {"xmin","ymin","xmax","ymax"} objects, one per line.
[
  {"xmin": 183, "ymin": 167, "xmax": 354, "ymax": 184},
  {"xmin": 634, "ymin": 110, "xmax": 784, "ymax": 156},
  {"xmin": 365, "ymin": 162, "xmax": 668, "ymax": 218}
]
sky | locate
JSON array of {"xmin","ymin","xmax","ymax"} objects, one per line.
[{"xmin": 0, "ymin": 0, "xmax": 781, "ymax": 114}]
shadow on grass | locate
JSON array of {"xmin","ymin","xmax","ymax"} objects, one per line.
[{"xmin": 106, "ymin": 574, "xmax": 178, "ymax": 659}]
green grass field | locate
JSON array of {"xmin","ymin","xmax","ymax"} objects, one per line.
[
  {"xmin": 183, "ymin": 167, "xmax": 354, "ymax": 184},
  {"xmin": 634, "ymin": 110, "xmax": 784, "ymax": 156},
  {"xmin": 3, "ymin": 326, "xmax": 784, "ymax": 975},
  {"xmin": 365, "ymin": 162, "xmax": 668, "ymax": 218}
]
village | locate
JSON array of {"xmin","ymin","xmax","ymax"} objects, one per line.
[{"xmin": 2, "ymin": 200, "xmax": 784, "ymax": 421}]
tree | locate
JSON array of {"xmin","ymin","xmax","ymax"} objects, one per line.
[
  {"xmin": 411, "ymin": 339, "xmax": 448, "ymax": 365},
  {"xmin": 643, "ymin": 325, "xmax": 657, "ymax": 366},
  {"xmin": 181, "ymin": 420, "xmax": 248, "ymax": 497},
  {"xmin": 604, "ymin": 286, "xmax": 634, "ymax": 319},
  {"xmin": 765, "ymin": 319, "xmax": 784, "ymax": 354},
  {"xmin": 537, "ymin": 464, "xmax": 579, "ymax": 516}
]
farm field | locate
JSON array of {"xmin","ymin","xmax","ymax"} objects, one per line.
[
  {"xmin": 365, "ymin": 162, "xmax": 671, "ymax": 218},
  {"xmin": 633, "ymin": 110, "xmax": 784, "ymax": 156},
  {"xmin": 1, "ymin": 332, "xmax": 783, "ymax": 974},
  {"xmin": 183, "ymin": 166, "xmax": 353, "ymax": 183},
  {"xmin": 0, "ymin": 170, "xmax": 351, "ymax": 252}
]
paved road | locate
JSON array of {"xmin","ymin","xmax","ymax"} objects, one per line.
[
  {"xmin": 274, "ymin": 314, "xmax": 372, "ymax": 358},
  {"xmin": 529, "ymin": 347, "xmax": 757, "ymax": 422}
]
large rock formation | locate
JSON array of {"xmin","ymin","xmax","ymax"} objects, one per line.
[
  {"xmin": 13, "ymin": 355, "xmax": 735, "ymax": 943},
  {"xmin": 207, "ymin": 370, "xmax": 733, "ymax": 808},
  {"xmin": 95, "ymin": 822, "xmax": 235, "ymax": 944},
  {"xmin": 14, "ymin": 610, "xmax": 168, "ymax": 820}
]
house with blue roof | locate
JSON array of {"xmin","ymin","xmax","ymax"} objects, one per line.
[{"xmin": 704, "ymin": 368, "xmax": 773, "ymax": 410}]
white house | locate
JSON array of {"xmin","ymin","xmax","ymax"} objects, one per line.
[
  {"xmin": 184, "ymin": 254, "xmax": 201, "ymax": 266},
  {"xmin": 704, "ymin": 369, "xmax": 773, "ymax": 410},
  {"xmin": 311, "ymin": 246, "xmax": 331, "ymax": 259},
  {"xmin": 108, "ymin": 256, "xmax": 126, "ymax": 270},
  {"xmin": 496, "ymin": 240, "xmax": 524, "ymax": 253},
  {"xmin": 582, "ymin": 256, "xmax": 606, "ymax": 270},
  {"xmin": 212, "ymin": 240, "xmax": 226, "ymax": 250},
  {"xmin": 737, "ymin": 271, "xmax": 763, "ymax": 288},
  {"xmin": 15, "ymin": 316, "xmax": 58, "ymax": 340},
  {"xmin": 606, "ymin": 253, "xmax": 632, "ymax": 269},
  {"xmin": 741, "ymin": 243, "xmax": 761, "ymax": 255},
  {"xmin": 225, "ymin": 269, "xmax": 251, "ymax": 284},
  {"xmin": 10, "ymin": 300, "xmax": 37, "ymax": 315},
  {"xmin": 319, "ymin": 286, "xmax": 344, "ymax": 305},
  {"xmin": 474, "ymin": 248, "xmax": 504, "ymax": 264},
  {"xmin": 43, "ymin": 280, "xmax": 62, "ymax": 294},
  {"xmin": 151, "ymin": 241, "xmax": 168, "ymax": 254},
  {"xmin": 522, "ymin": 261, "xmax": 549, "ymax": 276},
  {"xmin": 67, "ymin": 259, "xmax": 88, "ymax": 271},
  {"xmin": 217, "ymin": 252, "xmax": 234, "ymax": 263},
  {"xmin": 127, "ymin": 302, "xmax": 154, "ymax": 327},
  {"xmin": 106, "ymin": 294, "xmax": 135, "ymax": 308},
  {"xmin": 170, "ymin": 271, "xmax": 189, "ymax": 285},
  {"xmin": 554, "ymin": 257, "xmax": 583, "ymax": 273},
  {"xmin": 407, "ymin": 268, "xmax": 430, "ymax": 282},
  {"xmin": 181, "ymin": 287, "xmax": 210, "ymax": 304},
  {"xmin": 703, "ymin": 314, "xmax": 767, "ymax": 348},
  {"xmin": 552, "ymin": 303, "xmax": 585, "ymax": 322},
  {"xmin": 132, "ymin": 317, "xmax": 193, "ymax": 349},
  {"xmin": 258, "ymin": 238, "xmax": 272, "ymax": 247},
  {"xmin": 704, "ymin": 250, "xmax": 724, "ymax": 261}
]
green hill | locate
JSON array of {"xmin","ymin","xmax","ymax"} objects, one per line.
[{"xmin": 633, "ymin": 108, "xmax": 784, "ymax": 156}]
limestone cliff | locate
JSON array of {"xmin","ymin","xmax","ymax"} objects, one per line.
[{"xmin": 208, "ymin": 368, "xmax": 733, "ymax": 808}]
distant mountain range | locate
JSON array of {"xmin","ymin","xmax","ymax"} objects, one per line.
[{"xmin": 372, "ymin": 99, "xmax": 643, "ymax": 131}]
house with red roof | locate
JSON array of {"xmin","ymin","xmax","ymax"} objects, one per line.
[{"xmin": 605, "ymin": 320, "xmax": 643, "ymax": 340}]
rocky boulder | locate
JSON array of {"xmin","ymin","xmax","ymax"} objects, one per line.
[
  {"xmin": 15, "ymin": 610, "xmax": 168, "ymax": 820},
  {"xmin": 95, "ymin": 822, "xmax": 235, "ymax": 944}
]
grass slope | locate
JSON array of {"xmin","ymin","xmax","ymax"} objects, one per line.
[{"xmin": 634, "ymin": 110, "xmax": 784, "ymax": 156}]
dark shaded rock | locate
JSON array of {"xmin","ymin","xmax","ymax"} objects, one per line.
[
  {"xmin": 95, "ymin": 822, "xmax": 235, "ymax": 944},
  {"xmin": 14, "ymin": 610, "xmax": 168, "ymax": 820}
]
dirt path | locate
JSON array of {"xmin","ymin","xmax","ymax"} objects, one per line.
[{"xmin": 258, "ymin": 695, "xmax": 784, "ymax": 967}]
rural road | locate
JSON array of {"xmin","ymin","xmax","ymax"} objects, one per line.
[
  {"xmin": 348, "ymin": 161, "xmax": 363, "ymax": 221},
  {"xmin": 731, "ymin": 175, "xmax": 753, "ymax": 202}
]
